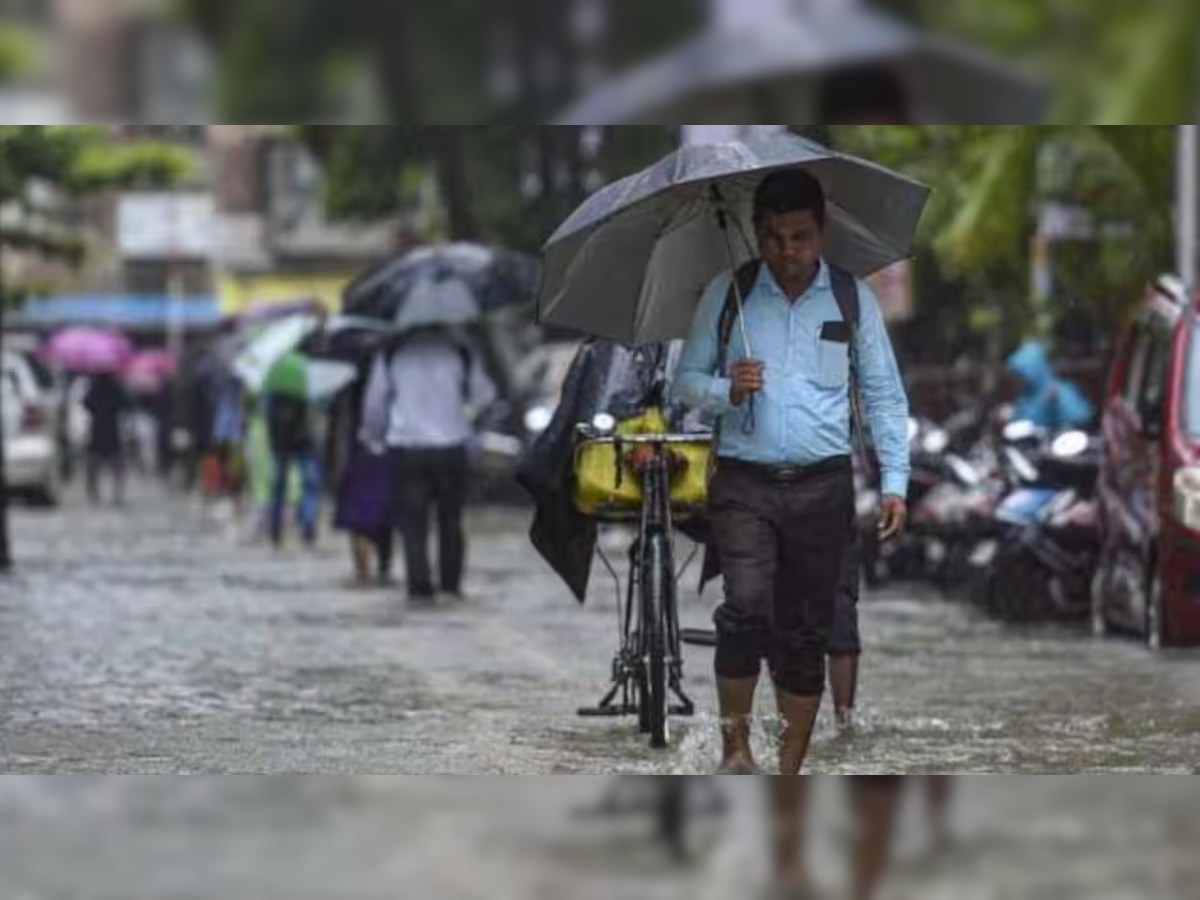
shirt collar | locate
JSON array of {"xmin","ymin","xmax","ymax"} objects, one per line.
[{"xmin": 755, "ymin": 258, "xmax": 830, "ymax": 299}]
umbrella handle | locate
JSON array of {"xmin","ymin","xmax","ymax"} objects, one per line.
[
  {"xmin": 710, "ymin": 186, "xmax": 754, "ymax": 360},
  {"xmin": 711, "ymin": 186, "xmax": 757, "ymax": 436}
]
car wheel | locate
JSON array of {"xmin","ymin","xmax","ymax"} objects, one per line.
[{"xmin": 1146, "ymin": 574, "xmax": 1167, "ymax": 651}]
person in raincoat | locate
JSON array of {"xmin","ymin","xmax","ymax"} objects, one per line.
[{"xmin": 1006, "ymin": 340, "xmax": 1094, "ymax": 431}]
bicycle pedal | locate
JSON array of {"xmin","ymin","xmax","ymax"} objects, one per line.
[
  {"xmin": 578, "ymin": 705, "xmax": 637, "ymax": 718},
  {"xmin": 680, "ymin": 628, "xmax": 717, "ymax": 648}
]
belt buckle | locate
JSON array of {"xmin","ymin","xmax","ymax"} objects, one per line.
[{"xmin": 774, "ymin": 465, "xmax": 801, "ymax": 483}]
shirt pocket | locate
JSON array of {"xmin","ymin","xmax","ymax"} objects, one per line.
[{"xmin": 814, "ymin": 322, "xmax": 851, "ymax": 389}]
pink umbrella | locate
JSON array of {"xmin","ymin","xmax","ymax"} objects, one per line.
[
  {"xmin": 122, "ymin": 350, "xmax": 177, "ymax": 392},
  {"xmin": 42, "ymin": 327, "xmax": 135, "ymax": 374}
]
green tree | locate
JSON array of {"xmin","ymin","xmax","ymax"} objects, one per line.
[
  {"xmin": 0, "ymin": 127, "xmax": 191, "ymax": 571},
  {"xmin": 833, "ymin": 126, "xmax": 1174, "ymax": 355}
]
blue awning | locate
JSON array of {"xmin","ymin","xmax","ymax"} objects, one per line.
[{"xmin": 15, "ymin": 294, "xmax": 222, "ymax": 330}]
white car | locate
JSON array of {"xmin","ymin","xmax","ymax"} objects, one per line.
[{"xmin": 2, "ymin": 349, "xmax": 63, "ymax": 506}]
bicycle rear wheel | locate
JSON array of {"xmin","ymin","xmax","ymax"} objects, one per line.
[{"xmin": 641, "ymin": 530, "xmax": 672, "ymax": 750}]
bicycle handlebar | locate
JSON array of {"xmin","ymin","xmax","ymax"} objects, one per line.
[{"xmin": 575, "ymin": 428, "xmax": 714, "ymax": 446}]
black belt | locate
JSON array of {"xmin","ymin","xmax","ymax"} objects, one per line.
[{"xmin": 718, "ymin": 455, "xmax": 852, "ymax": 484}]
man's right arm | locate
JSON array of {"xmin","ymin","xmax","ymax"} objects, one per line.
[{"xmin": 671, "ymin": 272, "xmax": 735, "ymax": 415}]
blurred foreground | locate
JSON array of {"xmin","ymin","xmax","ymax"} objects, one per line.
[{"xmin": 0, "ymin": 776, "xmax": 1197, "ymax": 899}]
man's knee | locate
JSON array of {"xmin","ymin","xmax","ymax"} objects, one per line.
[
  {"xmin": 769, "ymin": 650, "xmax": 826, "ymax": 698},
  {"xmin": 714, "ymin": 606, "xmax": 769, "ymax": 680}
]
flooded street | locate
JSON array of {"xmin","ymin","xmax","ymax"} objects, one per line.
[{"xmin": 2, "ymin": 487, "xmax": 1199, "ymax": 776}]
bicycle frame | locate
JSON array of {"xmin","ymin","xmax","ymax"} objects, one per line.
[{"xmin": 578, "ymin": 432, "xmax": 701, "ymax": 739}]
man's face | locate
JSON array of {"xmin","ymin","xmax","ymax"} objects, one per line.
[{"xmin": 757, "ymin": 209, "xmax": 824, "ymax": 285}]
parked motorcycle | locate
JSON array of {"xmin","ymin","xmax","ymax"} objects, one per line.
[
  {"xmin": 967, "ymin": 424, "xmax": 1101, "ymax": 622},
  {"xmin": 859, "ymin": 415, "xmax": 999, "ymax": 589}
]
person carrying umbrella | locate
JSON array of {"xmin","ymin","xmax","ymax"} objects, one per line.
[
  {"xmin": 262, "ymin": 353, "xmax": 324, "ymax": 548},
  {"xmin": 672, "ymin": 169, "xmax": 911, "ymax": 777},
  {"xmin": 360, "ymin": 326, "xmax": 497, "ymax": 604}
]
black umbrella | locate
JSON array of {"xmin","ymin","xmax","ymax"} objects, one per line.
[
  {"xmin": 557, "ymin": 9, "xmax": 1046, "ymax": 126},
  {"xmin": 298, "ymin": 315, "xmax": 398, "ymax": 364},
  {"xmin": 343, "ymin": 243, "xmax": 540, "ymax": 330}
]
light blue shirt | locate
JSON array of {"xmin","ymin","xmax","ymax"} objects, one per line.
[{"xmin": 672, "ymin": 259, "xmax": 911, "ymax": 498}]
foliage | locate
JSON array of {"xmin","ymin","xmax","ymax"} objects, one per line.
[
  {"xmin": 912, "ymin": 0, "xmax": 1200, "ymax": 124},
  {"xmin": 70, "ymin": 141, "xmax": 195, "ymax": 193},
  {"xmin": 0, "ymin": 23, "xmax": 36, "ymax": 83},
  {"xmin": 833, "ymin": 125, "xmax": 1176, "ymax": 347},
  {"xmin": 0, "ymin": 127, "xmax": 194, "ymax": 272}
]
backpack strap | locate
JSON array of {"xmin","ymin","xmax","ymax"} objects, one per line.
[
  {"xmin": 828, "ymin": 264, "xmax": 876, "ymax": 482},
  {"xmin": 711, "ymin": 260, "xmax": 763, "ymax": 455}
]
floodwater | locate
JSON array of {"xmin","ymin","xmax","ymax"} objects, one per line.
[{"xmin": 2, "ymin": 487, "xmax": 1197, "ymax": 776}]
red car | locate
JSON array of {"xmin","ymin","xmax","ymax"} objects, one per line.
[{"xmin": 1094, "ymin": 276, "xmax": 1200, "ymax": 647}]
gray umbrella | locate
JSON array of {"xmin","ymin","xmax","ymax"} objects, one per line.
[
  {"xmin": 538, "ymin": 131, "xmax": 930, "ymax": 346},
  {"xmin": 557, "ymin": 9, "xmax": 1046, "ymax": 126},
  {"xmin": 343, "ymin": 242, "xmax": 539, "ymax": 330}
]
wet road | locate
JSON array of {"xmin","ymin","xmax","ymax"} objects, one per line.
[{"xmin": 2, "ymin": 487, "xmax": 1200, "ymax": 775}]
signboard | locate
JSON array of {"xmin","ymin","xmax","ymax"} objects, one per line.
[{"xmin": 117, "ymin": 193, "xmax": 215, "ymax": 259}]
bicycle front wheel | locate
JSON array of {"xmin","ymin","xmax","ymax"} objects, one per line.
[{"xmin": 641, "ymin": 530, "xmax": 673, "ymax": 750}]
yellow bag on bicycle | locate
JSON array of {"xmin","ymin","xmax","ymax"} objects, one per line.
[{"xmin": 573, "ymin": 407, "xmax": 712, "ymax": 521}]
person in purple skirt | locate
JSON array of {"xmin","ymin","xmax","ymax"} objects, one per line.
[{"xmin": 332, "ymin": 362, "xmax": 395, "ymax": 588}]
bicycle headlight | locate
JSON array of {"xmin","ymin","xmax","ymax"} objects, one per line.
[{"xmin": 1174, "ymin": 467, "xmax": 1200, "ymax": 533}]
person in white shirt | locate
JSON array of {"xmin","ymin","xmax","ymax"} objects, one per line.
[{"xmin": 361, "ymin": 327, "xmax": 497, "ymax": 603}]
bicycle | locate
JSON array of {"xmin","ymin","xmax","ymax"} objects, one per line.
[{"xmin": 574, "ymin": 415, "xmax": 711, "ymax": 749}]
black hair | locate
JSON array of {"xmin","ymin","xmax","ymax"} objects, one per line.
[
  {"xmin": 753, "ymin": 168, "xmax": 827, "ymax": 227},
  {"xmin": 816, "ymin": 63, "xmax": 911, "ymax": 124}
]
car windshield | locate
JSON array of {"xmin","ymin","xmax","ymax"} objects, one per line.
[{"xmin": 1187, "ymin": 324, "xmax": 1200, "ymax": 438}]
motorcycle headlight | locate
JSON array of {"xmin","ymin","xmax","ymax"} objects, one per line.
[
  {"xmin": 1004, "ymin": 420, "xmax": 1039, "ymax": 444},
  {"xmin": 922, "ymin": 428, "xmax": 949, "ymax": 456},
  {"xmin": 1174, "ymin": 467, "xmax": 1200, "ymax": 532},
  {"xmin": 1051, "ymin": 430, "xmax": 1090, "ymax": 459},
  {"xmin": 523, "ymin": 405, "xmax": 554, "ymax": 435}
]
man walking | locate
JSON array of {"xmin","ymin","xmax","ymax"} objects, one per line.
[
  {"xmin": 673, "ymin": 169, "xmax": 911, "ymax": 778},
  {"xmin": 362, "ymin": 328, "xmax": 496, "ymax": 604}
]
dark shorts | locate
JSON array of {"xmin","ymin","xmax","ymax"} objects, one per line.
[
  {"xmin": 709, "ymin": 457, "xmax": 856, "ymax": 697},
  {"xmin": 829, "ymin": 532, "xmax": 862, "ymax": 657}
]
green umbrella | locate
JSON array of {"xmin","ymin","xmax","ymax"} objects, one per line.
[{"xmin": 263, "ymin": 352, "xmax": 356, "ymax": 402}]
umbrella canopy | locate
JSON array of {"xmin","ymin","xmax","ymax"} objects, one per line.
[
  {"xmin": 122, "ymin": 350, "xmax": 177, "ymax": 393},
  {"xmin": 539, "ymin": 131, "xmax": 930, "ymax": 345},
  {"xmin": 298, "ymin": 315, "xmax": 397, "ymax": 363},
  {"xmin": 557, "ymin": 10, "xmax": 1046, "ymax": 126},
  {"xmin": 344, "ymin": 243, "xmax": 539, "ymax": 331},
  {"xmin": 263, "ymin": 352, "xmax": 357, "ymax": 403},
  {"xmin": 42, "ymin": 327, "xmax": 134, "ymax": 374},
  {"xmin": 230, "ymin": 313, "xmax": 323, "ymax": 394}
]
